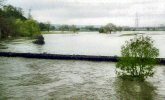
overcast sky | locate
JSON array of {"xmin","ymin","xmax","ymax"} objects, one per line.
[{"xmin": 6, "ymin": 0, "xmax": 165, "ymax": 27}]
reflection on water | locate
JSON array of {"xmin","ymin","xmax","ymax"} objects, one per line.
[
  {"xmin": 0, "ymin": 31, "xmax": 165, "ymax": 57},
  {"xmin": 0, "ymin": 57, "xmax": 165, "ymax": 99},
  {"xmin": 114, "ymin": 78, "xmax": 157, "ymax": 100}
]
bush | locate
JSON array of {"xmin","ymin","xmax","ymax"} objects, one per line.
[
  {"xmin": 116, "ymin": 35, "xmax": 159, "ymax": 81},
  {"xmin": 24, "ymin": 19, "xmax": 40, "ymax": 36},
  {"xmin": 14, "ymin": 19, "xmax": 40, "ymax": 37}
]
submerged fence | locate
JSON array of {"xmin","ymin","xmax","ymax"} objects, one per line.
[{"xmin": 0, "ymin": 52, "xmax": 165, "ymax": 64}]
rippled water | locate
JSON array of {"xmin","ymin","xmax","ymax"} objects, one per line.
[
  {"xmin": 0, "ymin": 57, "xmax": 165, "ymax": 100},
  {"xmin": 0, "ymin": 31, "xmax": 165, "ymax": 57}
]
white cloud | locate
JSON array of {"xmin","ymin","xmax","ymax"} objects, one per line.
[{"xmin": 7, "ymin": 0, "xmax": 165, "ymax": 26}]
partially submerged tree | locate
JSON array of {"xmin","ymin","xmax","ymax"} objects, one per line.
[
  {"xmin": 99, "ymin": 23, "xmax": 117, "ymax": 33},
  {"xmin": 116, "ymin": 35, "xmax": 159, "ymax": 81},
  {"xmin": 104, "ymin": 23, "xmax": 117, "ymax": 33}
]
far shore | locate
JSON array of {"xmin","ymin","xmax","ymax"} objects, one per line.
[{"xmin": 42, "ymin": 31, "xmax": 78, "ymax": 34}]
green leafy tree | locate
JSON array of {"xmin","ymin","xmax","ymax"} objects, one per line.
[
  {"xmin": 14, "ymin": 19, "xmax": 23, "ymax": 34},
  {"xmin": 104, "ymin": 23, "xmax": 117, "ymax": 33},
  {"xmin": 59, "ymin": 25, "xmax": 69, "ymax": 31},
  {"xmin": 39, "ymin": 22, "xmax": 55, "ymax": 31},
  {"xmin": 3, "ymin": 5, "xmax": 26, "ymax": 20},
  {"xmin": 24, "ymin": 19, "xmax": 40, "ymax": 36},
  {"xmin": 84, "ymin": 26, "xmax": 98, "ymax": 31},
  {"xmin": 99, "ymin": 23, "xmax": 117, "ymax": 33},
  {"xmin": 14, "ymin": 19, "xmax": 40, "ymax": 37},
  {"xmin": 46, "ymin": 21, "xmax": 50, "ymax": 32},
  {"xmin": 99, "ymin": 27, "xmax": 106, "ymax": 33},
  {"xmin": 70, "ymin": 25, "xmax": 78, "ymax": 33},
  {"xmin": 116, "ymin": 35, "xmax": 159, "ymax": 80},
  {"xmin": 0, "ymin": 3, "xmax": 41, "ymax": 38},
  {"xmin": 0, "ymin": 16, "xmax": 16, "ymax": 37},
  {"xmin": 0, "ymin": 4, "xmax": 27, "ymax": 38}
]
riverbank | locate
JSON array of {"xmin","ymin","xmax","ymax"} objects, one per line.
[{"xmin": 41, "ymin": 31, "xmax": 78, "ymax": 34}]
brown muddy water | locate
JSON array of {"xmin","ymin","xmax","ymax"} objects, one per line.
[{"xmin": 0, "ymin": 57, "xmax": 165, "ymax": 100}]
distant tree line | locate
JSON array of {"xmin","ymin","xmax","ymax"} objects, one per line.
[
  {"xmin": 39, "ymin": 22, "xmax": 55, "ymax": 32},
  {"xmin": 57, "ymin": 25, "xmax": 79, "ymax": 33},
  {"xmin": 98, "ymin": 23, "xmax": 165, "ymax": 33},
  {"xmin": 55, "ymin": 25, "xmax": 100, "ymax": 32}
]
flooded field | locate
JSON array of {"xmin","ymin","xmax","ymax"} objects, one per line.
[
  {"xmin": 0, "ymin": 31, "xmax": 165, "ymax": 57},
  {"xmin": 0, "ymin": 57, "xmax": 165, "ymax": 100}
]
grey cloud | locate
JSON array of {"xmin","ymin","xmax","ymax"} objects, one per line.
[{"xmin": 7, "ymin": 0, "xmax": 165, "ymax": 26}]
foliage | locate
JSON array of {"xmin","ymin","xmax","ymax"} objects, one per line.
[
  {"xmin": 39, "ymin": 22, "xmax": 55, "ymax": 32},
  {"xmin": 23, "ymin": 19, "xmax": 40, "ymax": 36},
  {"xmin": 11, "ymin": 19, "xmax": 40, "ymax": 37},
  {"xmin": 99, "ymin": 27, "xmax": 106, "ymax": 33},
  {"xmin": 69, "ymin": 25, "xmax": 78, "ymax": 33},
  {"xmin": 104, "ymin": 23, "xmax": 117, "ymax": 33},
  {"xmin": 84, "ymin": 26, "xmax": 99, "ymax": 31},
  {"xmin": 0, "ymin": 16, "xmax": 17, "ymax": 37},
  {"xmin": 0, "ymin": 4, "xmax": 40, "ymax": 38},
  {"xmin": 116, "ymin": 35, "xmax": 159, "ymax": 80},
  {"xmin": 46, "ymin": 22, "xmax": 51, "ymax": 32},
  {"xmin": 58, "ymin": 25, "xmax": 79, "ymax": 33},
  {"xmin": 99, "ymin": 23, "xmax": 118, "ymax": 33},
  {"xmin": 59, "ymin": 25, "xmax": 69, "ymax": 31},
  {"xmin": 39, "ymin": 23, "xmax": 49, "ymax": 31},
  {"xmin": 2, "ymin": 5, "xmax": 26, "ymax": 20}
]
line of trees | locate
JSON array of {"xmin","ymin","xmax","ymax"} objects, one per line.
[
  {"xmin": 58, "ymin": 25, "xmax": 79, "ymax": 33},
  {"xmin": 0, "ymin": 1, "xmax": 55, "ymax": 38},
  {"xmin": 0, "ymin": 2, "xmax": 42, "ymax": 38},
  {"xmin": 39, "ymin": 22, "xmax": 55, "ymax": 32},
  {"xmin": 56, "ymin": 25, "xmax": 100, "ymax": 32}
]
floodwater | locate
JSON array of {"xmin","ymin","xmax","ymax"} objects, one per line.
[
  {"xmin": 0, "ymin": 31, "xmax": 165, "ymax": 99},
  {"xmin": 0, "ymin": 57, "xmax": 165, "ymax": 100},
  {"xmin": 0, "ymin": 31, "xmax": 165, "ymax": 57}
]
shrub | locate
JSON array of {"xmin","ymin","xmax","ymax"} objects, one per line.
[
  {"xmin": 116, "ymin": 35, "xmax": 159, "ymax": 81},
  {"xmin": 14, "ymin": 19, "xmax": 40, "ymax": 37}
]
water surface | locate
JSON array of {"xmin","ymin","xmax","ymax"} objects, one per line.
[
  {"xmin": 0, "ymin": 57, "xmax": 165, "ymax": 100},
  {"xmin": 0, "ymin": 31, "xmax": 165, "ymax": 57},
  {"xmin": 0, "ymin": 31, "xmax": 165, "ymax": 99}
]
